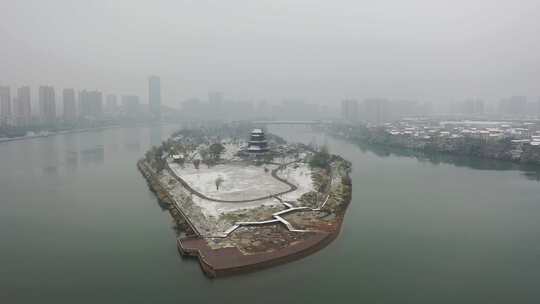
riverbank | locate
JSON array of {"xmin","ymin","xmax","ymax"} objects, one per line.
[
  {"xmin": 319, "ymin": 123, "xmax": 540, "ymax": 166},
  {"xmin": 0, "ymin": 121, "xmax": 179, "ymax": 144}
]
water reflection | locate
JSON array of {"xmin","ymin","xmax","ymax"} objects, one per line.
[
  {"xmin": 79, "ymin": 131, "xmax": 105, "ymax": 166},
  {"xmin": 63, "ymin": 134, "xmax": 79, "ymax": 171},
  {"xmin": 522, "ymin": 170, "xmax": 540, "ymax": 181},
  {"xmin": 42, "ymin": 165, "xmax": 59, "ymax": 176},
  {"xmin": 106, "ymin": 128, "xmax": 120, "ymax": 153},
  {"xmin": 39, "ymin": 138, "xmax": 59, "ymax": 177},
  {"xmin": 65, "ymin": 151, "xmax": 79, "ymax": 170},
  {"xmin": 123, "ymin": 127, "xmax": 142, "ymax": 152},
  {"xmin": 80, "ymin": 146, "xmax": 105, "ymax": 166}
]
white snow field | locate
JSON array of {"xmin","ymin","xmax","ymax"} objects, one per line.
[
  {"xmin": 169, "ymin": 163, "xmax": 290, "ymax": 201},
  {"xmin": 165, "ymin": 160, "xmax": 316, "ymax": 234},
  {"xmin": 276, "ymin": 163, "xmax": 315, "ymax": 202}
]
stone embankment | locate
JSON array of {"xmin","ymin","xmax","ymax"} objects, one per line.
[
  {"xmin": 138, "ymin": 160, "xmax": 198, "ymax": 237},
  {"xmin": 177, "ymin": 226, "xmax": 340, "ymax": 278}
]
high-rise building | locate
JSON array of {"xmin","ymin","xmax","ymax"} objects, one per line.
[
  {"xmin": 78, "ymin": 90, "xmax": 103, "ymax": 118},
  {"xmin": 148, "ymin": 76, "xmax": 161, "ymax": 119},
  {"xmin": 39, "ymin": 86, "xmax": 56, "ymax": 124},
  {"xmin": 341, "ymin": 99, "xmax": 359, "ymax": 122},
  {"xmin": 15, "ymin": 86, "xmax": 32, "ymax": 126},
  {"xmin": 63, "ymin": 88, "xmax": 77, "ymax": 122},
  {"xmin": 0, "ymin": 86, "xmax": 12, "ymax": 126},
  {"xmin": 105, "ymin": 94, "xmax": 118, "ymax": 113}
]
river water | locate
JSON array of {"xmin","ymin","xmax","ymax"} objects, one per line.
[{"xmin": 1, "ymin": 124, "xmax": 540, "ymax": 303}]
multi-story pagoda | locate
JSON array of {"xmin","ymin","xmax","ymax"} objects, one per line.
[{"xmin": 247, "ymin": 128, "xmax": 269, "ymax": 153}]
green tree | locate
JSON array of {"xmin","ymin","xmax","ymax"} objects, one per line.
[
  {"xmin": 309, "ymin": 145, "xmax": 330, "ymax": 169},
  {"xmin": 209, "ymin": 143, "xmax": 226, "ymax": 161}
]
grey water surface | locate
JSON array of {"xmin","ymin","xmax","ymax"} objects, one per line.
[{"xmin": 1, "ymin": 124, "xmax": 539, "ymax": 303}]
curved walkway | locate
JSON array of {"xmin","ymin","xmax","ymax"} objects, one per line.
[{"xmin": 165, "ymin": 160, "xmax": 300, "ymax": 203}]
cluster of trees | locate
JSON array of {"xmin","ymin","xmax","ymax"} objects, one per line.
[
  {"xmin": 309, "ymin": 145, "xmax": 331, "ymax": 169},
  {"xmin": 147, "ymin": 139, "xmax": 227, "ymax": 172},
  {"xmin": 145, "ymin": 145, "xmax": 166, "ymax": 172},
  {"xmin": 196, "ymin": 143, "xmax": 225, "ymax": 167},
  {"xmin": 209, "ymin": 143, "xmax": 225, "ymax": 161}
]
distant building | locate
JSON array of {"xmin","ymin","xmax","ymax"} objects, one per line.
[
  {"xmin": 341, "ymin": 99, "xmax": 359, "ymax": 122},
  {"xmin": 0, "ymin": 86, "xmax": 12, "ymax": 126},
  {"xmin": 148, "ymin": 76, "xmax": 161, "ymax": 120},
  {"xmin": 363, "ymin": 98, "xmax": 389, "ymax": 125},
  {"xmin": 78, "ymin": 90, "xmax": 103, "ymax": 118},
  {"xmin": 15, "ymin": 86, "xmax": 32, "ymax": 126},
  {"xmin": 39, "ymin": 86, "xmax": 56, "ymax": 124},
  {"xmin": 499, "ymin": 96, "xmax": 527, "ymax": 116},
  {"xmin": 105, "ymin": 94, "xmax": 118, "ymax": 113},
  {"xmin": 247, "ymin": 128, "xmax": 269, "ymax": 153},
  {"xmin": 459, "ymin": 98, "xmax": 484, "ymax": 115},
  {"xmin": 122, "ymin": 95, "xmax": 140, "ymax": 117},
  {"xmin": 63, "ymin": 88, "xmax": 77, "ymax": 122}
]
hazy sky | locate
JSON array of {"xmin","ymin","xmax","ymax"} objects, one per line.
[{"xmin": 1, "ymin": 0, "xmax": 539, "ymax": 106}]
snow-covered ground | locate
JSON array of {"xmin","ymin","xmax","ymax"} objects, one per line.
[
  {"xmin": 169, "ymin": 162, "xmax": 289, "ymax": 201},
  {"xmin": 276, "ymin": 163, "xmax": 315, "ymax": 202}
]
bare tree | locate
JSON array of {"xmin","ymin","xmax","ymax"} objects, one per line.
[
  {"xmin": 215, "ymin": 176, "xmax": 224, "ymax": 190},
  {"xmin": 193, "ymin": 159, "xmax": 200, "ymax": 169}
]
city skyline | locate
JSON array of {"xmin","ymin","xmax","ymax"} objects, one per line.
[
  {"xmin": 1, "ymin": 79, "xmax": 540, "ymax": 128},
  {"xmin": 0, "ymin": 76, "xmax": 164, "ymax": 127}
]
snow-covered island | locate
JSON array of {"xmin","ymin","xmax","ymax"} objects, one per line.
[{"xmin": 138, "ymin": 123, "xmax": 352, "ymax": 277}]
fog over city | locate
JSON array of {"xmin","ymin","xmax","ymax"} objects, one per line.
[
  {"xmin": 2, "ymin": 0, "xmax": 540, "ymax": 108},
  {"xmin": 5, "ymin": 1, "xmax": 540, "ymax": 302}
]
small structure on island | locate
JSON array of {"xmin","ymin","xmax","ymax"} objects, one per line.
[{"xmin": 247, "ymin": 128, "xmax": 269, "ymax": 153}]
